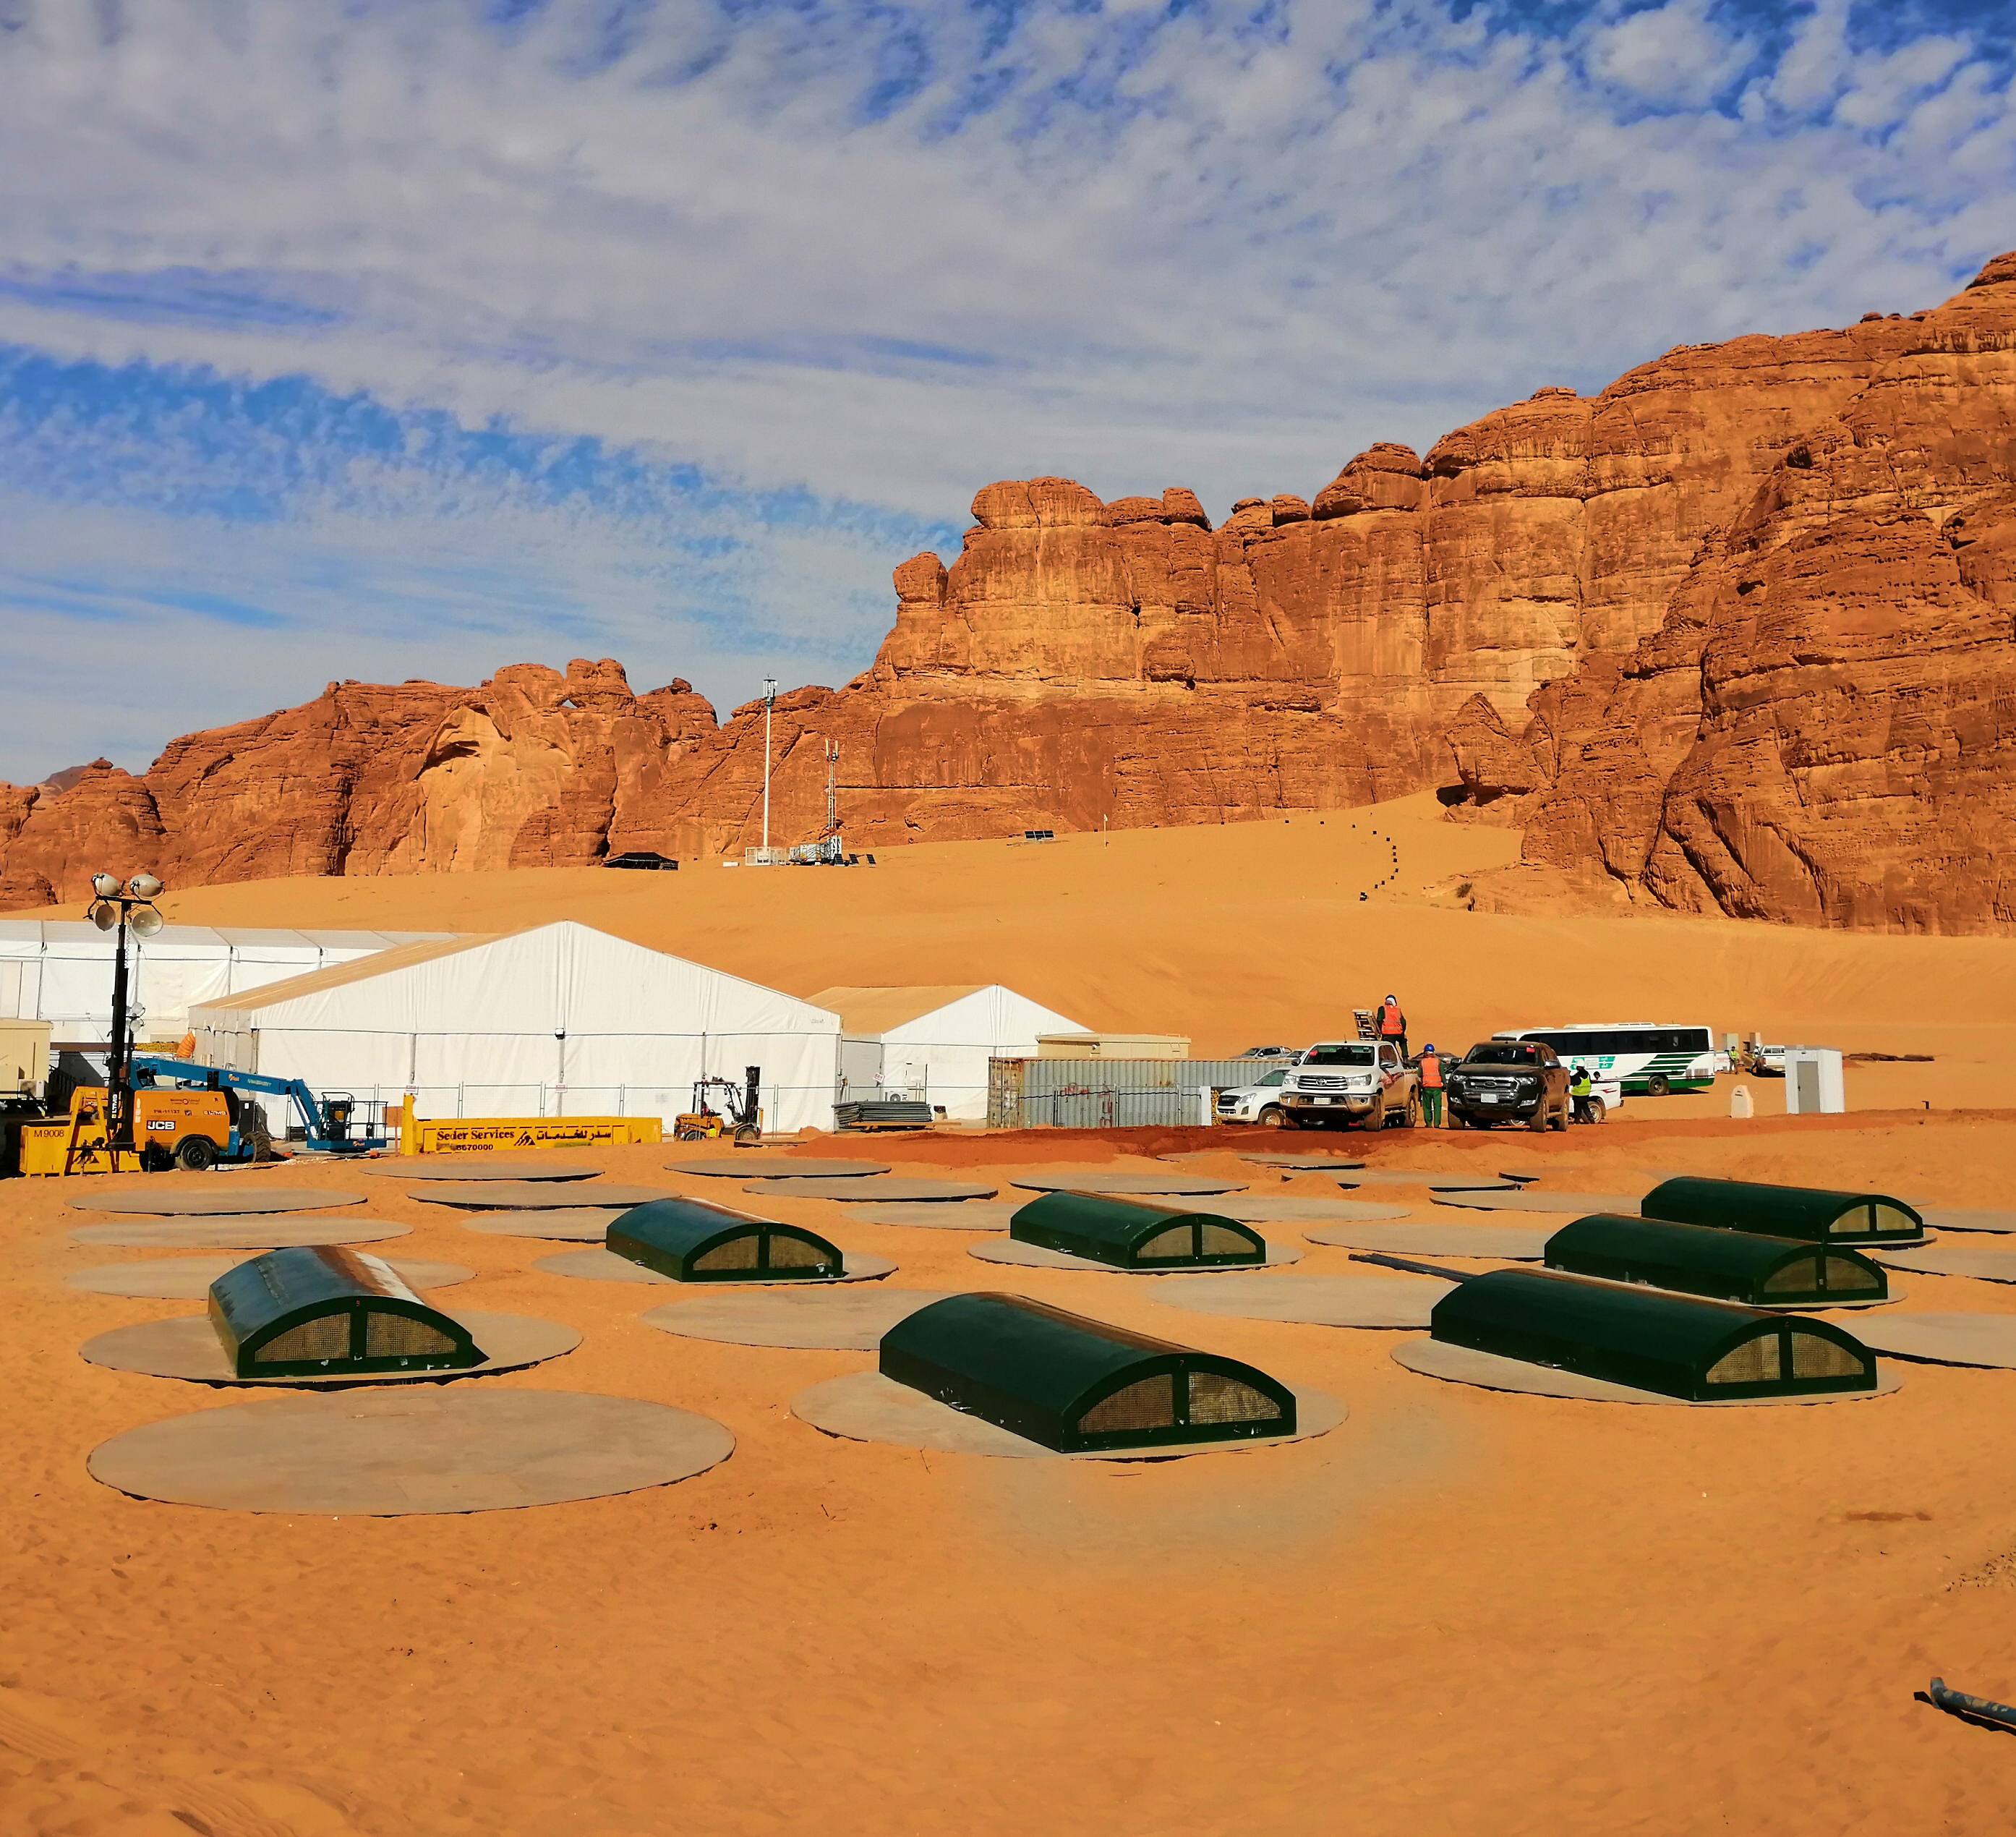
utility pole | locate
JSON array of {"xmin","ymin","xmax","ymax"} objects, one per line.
[
  {"xmin": 824, "ymin": 740, "xmax": 840, "ymax": 834},
  {"xmin": 761, "ymin": 677, "xmax": 778, "ymax": 856}
]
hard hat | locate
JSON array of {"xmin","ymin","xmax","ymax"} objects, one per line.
[
  {"xmin": 1385, "ymin": 993, "xmax": 1397, "ymax": 1002},
  {"xmin": 1422, "ymin": 1042, "xmax": 1434, "ymax": 1052}
]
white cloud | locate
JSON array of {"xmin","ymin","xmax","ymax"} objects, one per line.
[{"xmin": 0, "ymin": 0, "xmax": 2007, "ymax": 777}]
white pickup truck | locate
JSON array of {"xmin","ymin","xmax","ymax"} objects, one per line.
[{"xmin": 1278, "ymin": 1039, "xmax": 1419, "ymax": 1130}]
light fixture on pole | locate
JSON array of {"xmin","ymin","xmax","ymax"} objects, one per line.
[
  {"xmin": 84, "ymin": 871, "xmax": 166, "ymax": 1148},
  {"xmin": 761, "ymin": 676, "xmax": 778, "ymax": 857}
]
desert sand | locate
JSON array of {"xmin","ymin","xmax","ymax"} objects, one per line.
[{"xmin": 8, "ymin": 801, "xmax": 2016, "ymax": 1833}]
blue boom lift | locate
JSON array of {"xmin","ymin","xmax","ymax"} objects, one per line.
[{"xmin": 129, "ymin": 1057, "xmax": 389, "ymax": 1159}]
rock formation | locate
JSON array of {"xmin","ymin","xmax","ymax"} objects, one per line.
[
  {"xmin": 2, "ymin": 254, "xmax": 2012, "ymax": 932},
  {"xmin": 1458, "ymin": 253, "xmax": 2016, "ymax": 934}
]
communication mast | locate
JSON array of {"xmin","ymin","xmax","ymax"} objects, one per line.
[{"xmin": 824, "ymin": 740, "xmax": 840, "ymax": 835}]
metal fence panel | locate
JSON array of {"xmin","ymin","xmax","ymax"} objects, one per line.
[{"xmin": 986, "ymin": 1057, "xmax": 1294, "ymax": 1129}]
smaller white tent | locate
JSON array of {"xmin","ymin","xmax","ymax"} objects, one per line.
[
  {"xmin": 808, "ymin": 984, "xmax": 1088, "ymax": 1122},
  {"xmin": 191, "ymin": 921, "xmax": 843, "ymax": 1132}
]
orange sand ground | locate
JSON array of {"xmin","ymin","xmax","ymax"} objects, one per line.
[{"xmin": 9, "ymin": 801, "xmax": 2016, "ymax": 1834}]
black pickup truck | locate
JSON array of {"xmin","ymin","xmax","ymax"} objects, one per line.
[{"xmin": 1445, "ymin": 1040, "xmax": 1571, "ymax": 1132}]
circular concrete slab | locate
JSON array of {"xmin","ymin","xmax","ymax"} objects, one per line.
[
  {"xmin": 845, "ymin": 1201, "xmax": 1022, "ymax": 1231},
  {"xmin": 66, "ymin": 1256, "xmax": 474, "ymax": 1300},
  {"xmin": 793, "ymin": 1370, "xmax": 1346, "ymax": 1459},
  {"xmin": 533, "ymin": 1248, "xmax": 896, "ymax": 1286},
  {"xmin": 1156, "ymin": 1272, "xmax": 1453, "ymax": 1329},
  {"xmin": 458, "ymin": 1208, "xmax": 632, "ymax": 1243},
  {"xmin": 1165, "ymin": 1196, "xmax": 1413, "ymax": 1224},
  {"xmin": 1832, "ymin": 1312, "xmax": 2016, "ymax": 1369},
  {"xmin": 1876, "ymin": 1244, "xmax": 2016, "ymax": 1284},
  {"xmin": 369, "ymin": 1159, "xmax": 602, "ymax": 1182},
  {"xmin": 751, "ymin": 1177, "xmax": 997, "ymax": 1201},
  {"xmin": 69, "ymin": 1218, "xmax": 413, "ymax": 1251},
  {"xmin": 1008, "ymin": 1172, "xmax": 1246, "ymax": 1196},
  {"xmin": 69, "ymin": 1188, "xmax": 365, "ymax": 1216},
  {"xmin": 1431, "ymin": 1189, "xmax": 1646, "ymax": 1214},
  {"xmin": 641, "ymin": 1288, "xmax": 957, "ymax": 1350},
  {"xmin": 969, "ymin": 1237, "xmax": 1302, "ymax": 1274},
  {"xmin": 1392, "ymin": 1337, "xmax": 1903, "ymax": 1406},
  {"xmin": 1334, "ymin": 1170, "xmax": 1517, "ymax": 1192},
  {"xmin": 1302, "ymin": 1222, "xmax": 1552, "ymax": 1260},
  {"xmin": 666, "ymin": 1156, "xmax": 890, "ymax": 1178},
  {"xmin": 414, "ymin": 1182, "xmax": 672, "ymax": 1210},
  {"xmin": 1231, "ymin": 1154, "xmax": 1367, "ymax": 1170},
  {"xmin": 88, "ymin": 1389, "xmax": 732, "ymax": 1515},
  {"xmin": 78, "ymin": 1310, "xmax": 579, "ymax": 1387},
  {"xmin": 1919, "ymin": 1208, "xmax": 2016, "ymax": 1235}
]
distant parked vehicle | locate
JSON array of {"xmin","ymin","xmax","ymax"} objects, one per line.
[
  {"xmin": 1236, "ymin": 1045, "xmax": 1294, "ymax": 1059},
  {"xmin": 1445, "ymin": 1041, "xmax": 1571, "ymax": 1132},
  {"xmin": 1215, "ymin": 1067, "xmax": 1290, "ymax": 1127},
  {"xmin": 1278, "ymin": 1041, "xmax": 1419, "ymax": 1131}
]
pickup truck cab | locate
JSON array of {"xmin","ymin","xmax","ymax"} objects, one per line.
[
  {"xmin": 1445, "ymin": 1040, "xmax": 1571, "ymax": 1131},
  {"xmin": 1214, "ymin": 1067, "xmax": 1290, "ymax": 1126},
  {"xmin": 1279, "ymin": 1040, "xmax": 1419, "ymax": 1130}
]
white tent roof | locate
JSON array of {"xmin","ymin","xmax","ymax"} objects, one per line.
[
  {"xmin": 195, "ymin": 921, "xmax": 842, "ymax": 1039},
  {"xmin": 806, "ymin": 983, "xmax": 1086, "ymax": 1045}
]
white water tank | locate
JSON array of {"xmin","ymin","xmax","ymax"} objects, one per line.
[{"xmin": 1782, "ymin": 1047, "xmax": 1845, "ymax": 1115}]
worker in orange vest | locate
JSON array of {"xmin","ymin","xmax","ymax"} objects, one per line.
[
  {"xmin": 1418, "ymin": 1041, "xmax": 1444, "ymax": 1128},
  {"xmin": 1378, "ymin": 994, "xmax": 1406, "ymax": 1058}
]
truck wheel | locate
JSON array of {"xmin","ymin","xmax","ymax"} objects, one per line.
[
  {"xmin": 1526, "ymin": 1105, "xmax": 1549, "ymax": 1133},
  {"xmin": 1646, "ymin": 1073, "xmax": 1670, "ymax": 1096},
  {"xmin": 1393, "ymin": 1090, "xmax": 1420, "ymax": 1129},
  {"xmin": 1364, "ymin": 1097, "xmax": 1385, "ymax": 1131},
  {"xmin": 1586, "ymin": 1097, "xmax": 1606, "ymax": 1125},
  {"xmin": 1549, "ymin": 1098, "xmax": 1569, "ymax": 1133},
  {"xmin": 1257, "ymin": 1107, "xmax": 1286, "ymax": 1129},
  {"xmin": 176, "ymin": 1135, "xmax": 218, "ymax": 1172}
]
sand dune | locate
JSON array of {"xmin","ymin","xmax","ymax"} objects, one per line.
[{"xmin": 61, "ymin": 791, "xmax": 2016, "ymax": 1110}]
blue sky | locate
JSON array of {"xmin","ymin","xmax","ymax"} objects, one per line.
[{"xmin": 0, "ymin": 0, "xmax": 2009, "ymax": 780}]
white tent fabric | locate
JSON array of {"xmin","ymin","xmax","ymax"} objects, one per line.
[
  {"xmin": 0, "ymin": 921, "xmax": 451, "ymax": 1041},
  {"xmin": 808, "ymin": 984, "xmax": 1087, "ymax": 1121},
  {"xmin": 190, "ymin": 921, "xmax": 843, "ymax": 1132}
]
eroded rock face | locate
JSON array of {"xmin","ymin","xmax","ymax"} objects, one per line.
[
  {"xmin": 1474, "ymin": 254, "xmax": 2016, "ymax": 933},
  {"xmin": 4, "ymin": 255, "xmax": 2012, "ymax": 928}
]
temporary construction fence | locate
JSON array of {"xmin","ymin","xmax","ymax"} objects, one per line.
[{"xmin": 986, "ymin": 1056, "xmax": 1297, "ymax": 1130}]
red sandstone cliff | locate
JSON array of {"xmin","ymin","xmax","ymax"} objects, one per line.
[
  {"xmin": 1454, "ymin": 253, "xmax": 2016, "ymax": 934},
  {"xmin": 3, "ymin": 255, "xmax": 2011, "ymax": 929}
]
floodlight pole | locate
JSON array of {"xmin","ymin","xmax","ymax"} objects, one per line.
[
  {"xmin": 761, "ymin": 677, "xmax": 778, "ymax": 855},
  {"xmin": 85, "ymin": 871, "xmax": 164, "ymax": 1148}
]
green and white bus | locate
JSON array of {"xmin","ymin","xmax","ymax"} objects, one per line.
[{"xmin": 1492, "ymin": 1023, "xmax": 1717, "ymax": 1096}]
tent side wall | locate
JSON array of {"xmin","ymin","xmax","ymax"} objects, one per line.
[{"xmin": 876, "ymin": 987, "xmax": 1088, "ymax": 1121}]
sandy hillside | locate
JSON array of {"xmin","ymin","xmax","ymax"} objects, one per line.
[{"xmin": 42, "ymin": 792, "xmax": 2016, "ymax": 1111}]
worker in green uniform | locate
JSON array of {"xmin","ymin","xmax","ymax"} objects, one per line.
[{"xmin": 1418, "ymin": 1042, "xmax": 1443, "ymax": 1128}]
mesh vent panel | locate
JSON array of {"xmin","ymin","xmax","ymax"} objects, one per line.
[
  {"xmin": 1705, "ymin": 1332, "xmax": 1782, "ymax": 1386},
  {"xmin": 361, "ymin": 1310, "xmax": 456, "ymax": 1358},
  {"xmin": 1078, "ymin": 1376, "xmax": 1176, "ymax": 1434},
  {"xmin": 1197, "ymin": 1225, "xmax": 1258, "ymax": 1258},
  {"xmin": 1872, "ymin": 1203, "xmax": 1918, "ymax": 1236},
  {"xmin": 693, "ymin": 1235, "xmax": 761, "ymax": 1270},
  {"xmin": 1790, "ymin": 1332, "xmax": 1866, "ymax": 1378},
  {"xmin": 1821, "ymin": 1257, "xmax": 1880, "ymax": 1294},
  {"xmin": 255, "ymin": 1312, "xmax": 350, "ymax": 1365},
  {"xmin": 764, "ymin": 1232, "xmax": 831, "ymax": 1269},
  {"xmin": 1763, "ymin": 1257, "xmax": 1822, "ymax": 1295},
  {"xmin": 1135, "ymin": 1227, "xmax": 1194, "ymax": 1261},
  {"xmin": 1187, "ymin": 1371, "xmax": 1282, "ymax": 1425},
  {"xmin": 1829, "ymin": 1206, "xmax": 1873, "ymax": 1236}
]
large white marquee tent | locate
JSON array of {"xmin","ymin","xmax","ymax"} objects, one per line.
[
  {"xmin": 809, "ymin": 984, "xmax": 1088, "ymax": 1122},
  {"xmin": 0, "ymin": 921, "xmax": 453, "ymax": 1042},
  {"xmin": 189, "ymin": 921, "xmax": 844, "ymax": 1132}
]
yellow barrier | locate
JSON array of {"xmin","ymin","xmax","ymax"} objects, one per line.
[{"xmin": 398, "ymin": 1114, "xmax": 663, "ymax": 1156}]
